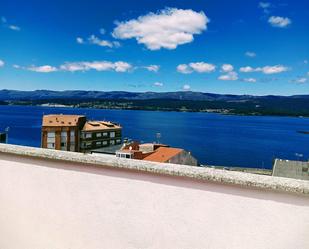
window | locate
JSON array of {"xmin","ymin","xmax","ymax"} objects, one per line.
[
  {"xmin": 102, "ymin": 141, "xmax": 108, "ymax": 145},
  {"xmin": 110, "ymin": 132, "xmax": 115, "ymax": 138},
  {"xmin": 70, "ymin": 144, "xmax": 75, "ymax": 151},
  {"xmin": 47, "ymin": 143, "xmax": 55, "ymax": 149},
  {"xmin": 85, "ymin": 133, "xmax": 92, "ymax": 139},
  {"xmin": 61, "ymin": 131, "xmax": 67, "ymax": 137},
  {"xmin": 116, "ymin": 139, "xmax": 121, "ymax": 144},
  {"xmin": 110, "ymin": 140, "xmax": 115, "ymax": 145},
  {"xmin": 47, "ymin": 132, "xmax": 55, "ymax": 138},
  {"xmin": 96, "ymin": 133, "xmax": 102, "ymax": 137},
  {"xmin": 126, "ymin": 154, "xmax": 131, "ymax": 159},
  {"xmin": 103, "ymin": 132, "xmax": 108, "ymax": 137},
  {"xmin": 96, "ymin": 141, "xmax": 101, "ymax": 146},
  {"xmin": 70, "ymin": 130, "xmax": 75, "ymax": 136},
  {"xmin": 47, "ymin": 137, "xmax": 55, "ymax": 143}
]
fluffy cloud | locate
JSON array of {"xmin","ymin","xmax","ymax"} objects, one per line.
[
  {"xmin": 245, "ymin": 51, "xmax": 256, "ymax": 58},
  {"xmin": 239, "ymin": 65, "xmax": 288, "ymax": 74},
  {"xmin": 60, "ymin": 61, "xmax": 132, "ymax": 72},
  {"xmin": 177, "ymin": 62, "xmax": 215, "ymax": 74},
  {"xmin": 262, "ymin": 65, "xmax": 289, "ymax": 74},
  {"xmin": 112, "ymin": 8, "xmax": 209, "ymax": 50},
  {"xmin": 189, "ymin": 62, "xmax": 215, "ymax": 73},
  {"xmin": 0, "ymin": 60, "xmax": 4, "ymax": 67},
  {"xmin": 153, "ymin": 82, "xmax": 163, "ymax": 87},
  {"xmin": 268, "ymin": 16, "xmax": 291, "ymax": 28},
  {"xmin": 88, "ymin": 35, "xmax": 120, "ymax": 48},
  {"xmin": 144, "ymin": 65, "xmax": 160, "ymax": 72},
  {"xmin": 182, "ymin": 84, "xmax": 191, "ymax": 91},
  {"xmin": 259, "ymin": 2, "xmax": 271, "ymax": 9},
  {"xmin": 1, "ymin": 17, "xmax": 20, "ymax": 31},
  {"xmin": 9, "ymin": 25, "xmax": 20, "ymax": 31},
  {"xmin": 76, "ymin": 37, "xmax": 84, "ymax": 44},
  {"xmin": 218, "ymin": 71, "xmax": 238, "ymax": 81},
  {"xmin": 259, "ymin": 2, "xmax": 271, "ymax": 14},
  {"xmin": 243, "ymin": 78, "xmax": 257, "ymax": 83},
  {"xmin": 27, "ymin": 65, "xmax": 58, "ymax": 73},
  {"xmin": 77, "ymin": 34, "xmax": 120, "ymax": 48},
  {"xmin": 221, "ymin": 64, "xmax": 234, "ymax": 73},
  {"xmin": 177, "ymin": 64, "xmax": 192, "ymax": 74},
  {"xmin": 15, "ymin": 61, "xmax": 132, "ymax": 73},
  {"xmin": 293, "ymin": 78, "xmax": 307, "ymax": 84}
]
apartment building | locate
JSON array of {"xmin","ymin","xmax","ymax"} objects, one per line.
[
  {"xmin": 80, "ymin": 121, "xmax": 122, "ymax": 152},
  {"xmin": 116, "ymin": 142, "xmax": 198, "ymax": 166},
  {"xmin": 41, "ymin": 114, "xmax": 122, "ymax": 152}
]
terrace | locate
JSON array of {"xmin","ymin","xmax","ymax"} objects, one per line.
[{"xmin": 0, "ymin": 143, "xmax": 309, "ymax": 249}]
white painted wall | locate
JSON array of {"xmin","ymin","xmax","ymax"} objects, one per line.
[{"xmin": 0, "ymin": 153, "xmax": 309, "ymax": 249}]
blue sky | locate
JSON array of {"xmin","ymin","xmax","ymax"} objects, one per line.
[{"xmin": 0, "ymin": 0, "xmax": 308, "ymax": 95}]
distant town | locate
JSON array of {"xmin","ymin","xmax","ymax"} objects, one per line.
[{"xmin": 1, "ymin": 90, "xmax": 309, "ymax": 117}]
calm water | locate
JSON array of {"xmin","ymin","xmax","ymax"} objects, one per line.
[{"xmin": 1, "ymin": 105, "xmax": 309, "ymax": 169}]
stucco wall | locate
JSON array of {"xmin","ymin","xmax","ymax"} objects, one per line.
[{"xmin": 0, "ymin": 152, "xmax": 309, "ymax": 249}]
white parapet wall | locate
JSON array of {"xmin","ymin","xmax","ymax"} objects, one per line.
[{"xmin": 0, "ymin": 144, "xmax": 309, "ymax": 249}]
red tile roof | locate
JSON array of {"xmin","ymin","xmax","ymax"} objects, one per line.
[{"xmin": 142, "ymin": 147, "xmax": 183, "ymax": 163}]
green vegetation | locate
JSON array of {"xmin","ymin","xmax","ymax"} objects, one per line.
[{"xmin": 4, "ymin": 97, "xmax": 309, "ymax": 117}]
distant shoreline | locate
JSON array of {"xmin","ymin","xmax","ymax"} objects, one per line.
[{"xmin": 1, "ymin": 101, "xmax": 309, "ymax": 118}]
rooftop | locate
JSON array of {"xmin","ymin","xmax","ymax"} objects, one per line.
[
  {"xmin": 273, "ymin": 159, "xmax": 309, "ymax": 180},
  {"xmin": 42, "ymin": 114, "xmax": 85, "ymax": 127},
  {"xmin": 143, "ymin": 147, "xmax": 184, "ymax": 163},
  {"xmin": 82, "ymin": 121, "xmax": 121, "ymax": 131}
]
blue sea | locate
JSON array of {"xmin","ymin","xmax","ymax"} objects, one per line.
[{"xmin": 1, "ymin": 105, "xmax": 309, "ymax": 169}]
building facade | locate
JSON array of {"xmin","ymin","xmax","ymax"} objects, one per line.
[
  {"xmin": 80, "ymin": 121, "xmax": 122, "ymax": 153},
  {"xmin": 116, "ymin": 142, "xmax": 198, "ymax": 166},
  {"xmin": 41, "ymin": 115, "xmax": 122, "ymax": 153}
]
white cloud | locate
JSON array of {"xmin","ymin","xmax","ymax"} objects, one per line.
[
  {"xmin": 243, "ymin": 78, "xmax": 257, "ymax": 83},
  {"xmin": 218, "ymin": 71, "xmax": 238, "ymax": 81},
  {"xmin": 112, "ymin": 8, "xmax": 209, "ymax": 50},
  {"xmin": 60, "ymin": 61, "xmax": 132, "ymax": 72},
  {"xmin": 308, "ymin": 72, "xmax": 309, "ymax": 76},
  {"xmin": 1, "ymin": 17, "xmax": 20, "ymax": 31},
  {"xmin": 154, "ymin": 82, "xmax": 163, "ymax": 87},
  {"xmin": 304, "ymin": 60, "xmax": 308, "ymax": 64},
  {"xmin": 0, "ymin": 60, "xmax": 4, "ymax": 67},
  {"xmin": 77, "ymin": 34, "xmax": 120, "ymax": 48},
  {"xmin": 189, "ymin": 62, "xmax": 215, "ymax": 73},
  {"xmin": 177, "ymin": 62, "xmax": 215, "ymax": 74},
  {"xmin": 239, "ymin": 66, "xmax": 257, "ymax": 73},
  {"xmin": 294, "ymin": 78, "xmax": 307, "ymax": 84},
  {"xmin": 262, "ymin": 65, "xmax": 288, "ymax": 74},
  {"xmin": 99, "ymin": 28, "xmax": 106, "ymax": 35},
  {"xmin": 144, "ymin": 65, "xmax": 160, "ymax": 72},
  {"xmin": 88, "ymin": 35, "xmax": 120, "ymax": 48},
  {"xmin": 8, "ymin": 25, "xmax": 20, "ymax": 31},
  {"xmin": 268, "ymin": 16, "xmax": 291, "ymax": 28},
  {"xmin": 177, "ymin": 64, "xmax": 192, "ymax": 74},
  {"xmin": 27, "ymin": 65, "xmax": 58, "ymax": 73},
  {"xmin": 221, "ymin": 64, "xmax": 234, "ymax": 73},
  {"xmin": 245, "ymin": 51, "xmax": 256, "ymax": 58},
  {"xmin": 76, "ymin": 37, "xmax": 84, "ymax": 44},
  {"xmin": 259, "ymin": 2, "xmax": 271, "ymax": 9},
  {"xmin": 182, "ymin": 84, "xmax": 191, "ymax": 91},
  {"xmin": 239, "ymin": 65, "xmax": 288, "ymax": 74}
]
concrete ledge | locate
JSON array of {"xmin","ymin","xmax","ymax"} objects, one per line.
[{"xmin": 0, "ymin": 143, "xmax": 309, "ymax": 195}]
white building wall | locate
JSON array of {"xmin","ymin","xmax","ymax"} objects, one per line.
[{"xmin": 0, "ymin": 152, "xmax": 309, "ymax": 249}]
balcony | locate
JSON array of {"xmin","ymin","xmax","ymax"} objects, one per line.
[{"xmin": 0, "ymin": 143, "xmax": 308, "ymax": 249}]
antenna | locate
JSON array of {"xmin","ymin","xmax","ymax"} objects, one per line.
[
  {"xmin": 5, "ymin": 127, "xmax": 9, "ymax": 144},
  {"xmin": 156, "ymin": 132, "xmax": 161, "ymax": 144}
]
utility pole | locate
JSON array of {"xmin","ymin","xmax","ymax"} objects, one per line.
[{"xmin": 5, "ymin": 127, "xmax": 10, "ymax": 144}]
